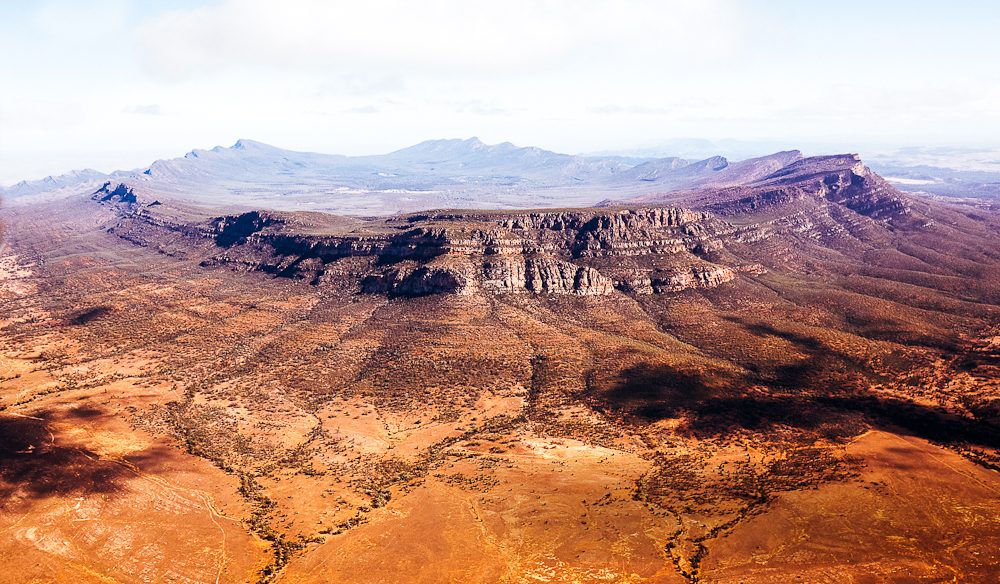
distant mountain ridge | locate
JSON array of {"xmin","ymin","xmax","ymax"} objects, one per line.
[
  {"xmin": 2, "ymin": 168, "xmax": 109, "ymax": 199},
  {"xmin": 2, "ymin": 138, "xmax": 886, "ymax": 217},
  {"xmin": 372, "ymin": 137, "xmax": 641, "ymax": 180}
]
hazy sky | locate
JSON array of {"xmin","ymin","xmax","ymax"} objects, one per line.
[{"xmin": 2, "ymin": 0, "xmax": 999, "ymax": 184}]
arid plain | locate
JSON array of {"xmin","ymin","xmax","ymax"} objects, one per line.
[{"xmin": 2, "ymin": 145, "xmax": 1000, "ymax": 584}]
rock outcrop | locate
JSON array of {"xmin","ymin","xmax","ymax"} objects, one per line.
[
  {"xmin": 361, "ymin": 265, "xmax": 468, "ymax": 297},
  {"xmin": 93, "ymin": 182, "xmax": 137, "ymax": 204},
  {"xmin": 482, "ymin": 257, "xmax": 615, "ymax": 295},
  {"xmin": 107, "ymin": 206, "xmax": 745, "ymax": 298},
  {"xmin": 618, "ymin": 265, "xmax": 736, "ymax": 294},
  {"xmin": 94, "ymin": 150, "xmax": 926, "ymax": 299},
  {"xmin": 697, "ymin": 155, "xmax": 909, "ymax": 221}
]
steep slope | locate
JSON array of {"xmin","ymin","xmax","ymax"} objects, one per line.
[{"xmin": 625, "ymin": 153, "xmax": 912, "ymax": 249}]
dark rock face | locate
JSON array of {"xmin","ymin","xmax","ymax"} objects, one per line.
[
  {"xmin": 818, "ymin": 164, "xmax": 910, "ymax": 220},
  {"xmin": 361, "ymin": 266, "xmax": 466, "ymax": 298},
  {"xmin": 93, "ymin": 182, "xmax": 137, "ymax": 204},
  {"xmin": 214, "ymin": 211, "xmax": 280, "ymax": 247},
  {"xmin": 379, "ymin": 229, "xmax": 451, "ymax": 263},
  {"xmin": 761, "ymin": 155, "xmax": 910, "ymax": 220}
]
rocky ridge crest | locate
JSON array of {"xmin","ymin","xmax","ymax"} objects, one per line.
[{"xmin": 108, "ymin": 206, "xmax": 748, "ymax": 297}]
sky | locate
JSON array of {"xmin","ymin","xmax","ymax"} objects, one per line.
[{"xmin": 1, "ymin": 0, "xmax": 999, "ymax": 184}]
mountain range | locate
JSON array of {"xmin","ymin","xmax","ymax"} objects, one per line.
[{"xmin": 1, "ymin": 138, "xmax": 823, "ymax": 215}]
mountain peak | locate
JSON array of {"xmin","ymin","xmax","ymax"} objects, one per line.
[
  {"xmin": 232, "ymin": 138, "xmax": 274, "ymax": 151},
  {"xmin": 694, "ymin": 155, "xmax": 729, "ymax": 171},
  {"xmin": 414, "ymin": 137, "xmax": 486, "ymax": 149}
]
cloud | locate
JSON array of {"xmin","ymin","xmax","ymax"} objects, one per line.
[
  {"xmin": 453, "ymin": 99, "xmax": 511, "ymax": 116},
  {"xmin": 587, "ymin": 105, "xmax": 672, "ymax": 115},
  {"xmin": 123, "ymin": 104, "xmax": 162, "ymax": 115},
  {"xmin": 137, "ymin": 0, "xmax": 743, "ymax": 80},
  {"xmin": 346, "ymin": 105, "xmax": 380, "ymax": 114},
  {"xmin": 316, "ymin": 74, "xmax": 405, "ymax": 97},
  {"xmin": 33, "ymin": 0, "xmax": 130, "ymax": 40}
]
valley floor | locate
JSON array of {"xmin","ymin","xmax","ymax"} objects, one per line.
[{"xmin": 1, "ymin": 201, "xmax": 999, "ymax": 583}]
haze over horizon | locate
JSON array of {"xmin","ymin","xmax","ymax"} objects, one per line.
[{"xmin": 2, "ymin": 0, "xmax": 999, "ymax": 184}]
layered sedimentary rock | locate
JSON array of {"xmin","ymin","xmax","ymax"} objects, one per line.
[
  {"xmin": 360, "ymin": 264, "xmax": 469, "ymax": 297},
  {"xmin": 482, "ymin": 257, "xmax": 615, "ymax": 295},
  {"xmin": 618, "ymin": 265, "xmax": 737, "ymax": 294},
  {"xmin": 105, "ymin": 205, "xmax": 744, "ymax": 298},
  {"xmin": 649, "ymin": 154, "xmax": 911, "ymax": 221},
  {"xmin": 96, "ymin": 151, "xmax": 918, "ymax": 299}
]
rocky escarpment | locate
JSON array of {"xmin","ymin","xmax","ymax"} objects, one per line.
[
  {"xmin": 481, "ymin": 257, "xmax": 616, "ymax": 295},
  {"xmin": 107, "ymin": 206, "xmax": 750, "ymax": 298},
  {"xmin": 617, "ymin": 265, "xmax": 736, "ymax": 294},
  {"xmin": 767, "ymin": 155, "xmax": 910, "ymax": 220},
  {"xmin": 700, "ymin": 155, "xmax": 909, "ymax": 220},
  {"xmin": 361, "ymin": 264, "xmax": 469, "ymax": 297},
  {"xmin": 93, "ymin": 182, "xmax": 137, "ymax": 204},
  {"xmin": 615, "ymin": 154, "xmax": 917, "ymax": 256},
  {"xmin": 627, "ymin": 154, "xmax": 916, "ymax": 253},
  {"xmin": 94, "ymin": 150, "xmax": 929, "ymax": 298}
]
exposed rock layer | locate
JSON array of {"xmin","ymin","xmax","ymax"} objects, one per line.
[
  {"xmin": 98, "ymin": 153, "xmax": 916, "ymax": 298},
  {"xmin": 107, "ymin": 206, "xmax": 742, "ymax": 297}
]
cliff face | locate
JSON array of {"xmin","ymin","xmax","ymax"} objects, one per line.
[
  {"xmin": 361, "ymin": 265, "xmax": 469, "ymax": 297},
  {"xmin": 629, "ymin": 154, "xmax": 914, "ymax": 253},
  {"xmin": 481, "ymin": 257, "xmax": 616, "ymax": 295},
  {"xmin": 754, "ymin": 155, "xmax": 909, "ymax": 220},
  {"xmin": 93, "ymin": 182, "xmax": 137, "ymax": 204},
  {"xmin": 107, "ymin": 206, "xmax": 747, "ymax": 298},
  {"xmin": 92, "ymin": 149, "xmax": 927, "ymax": 298},
  {"xmin": 98, "ymin": 151, "xmax": 923, "ymax": 298},
  {"xmin": 617, "ymin": 265, "xmax": 736, "ymax": 294}
]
